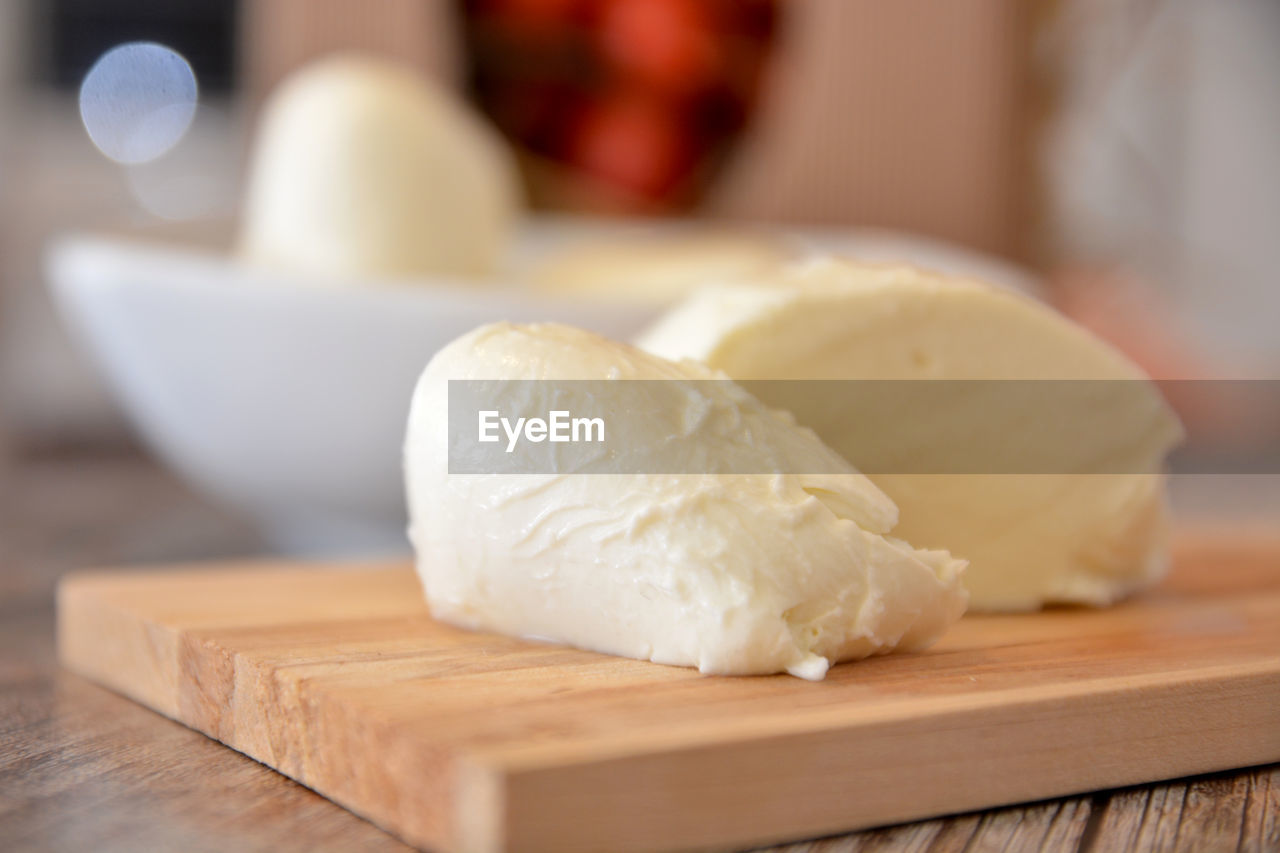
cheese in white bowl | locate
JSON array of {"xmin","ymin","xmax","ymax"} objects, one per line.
[{"xmin": 239, "ymin": 56, "xmax": 520, "ymax": 281}]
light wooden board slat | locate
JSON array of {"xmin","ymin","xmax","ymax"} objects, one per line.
[{"xmin": 57, "ymin": 528, "xmax": 1280, "ymax": 853}]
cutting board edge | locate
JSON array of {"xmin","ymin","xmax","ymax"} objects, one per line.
[
  {"xmin": 479, "ymin": 664, "xmax": 1280, "ymax": 853},
  {"xmin": 59, "ymin": 645, "xmax": 1280, "ymax": 853}
]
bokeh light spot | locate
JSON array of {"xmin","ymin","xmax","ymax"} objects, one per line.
[{"xmin": 78, "ymin": 42, "xmax": 198, "ymax": 164}]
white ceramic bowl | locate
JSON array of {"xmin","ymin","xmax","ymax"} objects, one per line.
[{"xmin": 49, "ymin": 217, "xmax": 1038, "ymax": 555}]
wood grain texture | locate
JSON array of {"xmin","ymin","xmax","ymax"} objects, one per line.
[
  {"xmin": 1, "ymin": 450, "xmax": 411, "ymax": 853},
  {"xmin": 54, "ymin": 529, "xmax": 1280, "ymax": 853},
  {"xmin": 7, "ymin": 451, "xmax": 1279, "ymax": 853}
]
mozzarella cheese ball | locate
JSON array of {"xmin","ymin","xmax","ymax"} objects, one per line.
[{"xmin": 239, "ymin": 56, "xmax": 521, "ymax": 280}]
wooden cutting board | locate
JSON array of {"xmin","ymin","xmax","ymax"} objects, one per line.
[{"xmin": 57, "ymin": 528, "xmax": 1280, "ymax": 853}]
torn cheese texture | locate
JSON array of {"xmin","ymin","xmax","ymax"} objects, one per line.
[
  {"xmin": 405, "ymin": 322, "xmax": 967, "ymax": 679},
  {"xmin": 239, "ymin": 56, "xmax": 520, "ymax": 280},
  {"xmin": 638, "ymin": 258, "xmax": 1183, "ymax": 611}
]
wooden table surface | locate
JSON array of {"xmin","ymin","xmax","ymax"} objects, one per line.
[{"xmin": 2, "ymin": 448, "xmax": 1277, "ymax": 853}]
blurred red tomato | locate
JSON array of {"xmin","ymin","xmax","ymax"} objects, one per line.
[
  {"xmin": 570, "ymin": 94, "xmax": 693, "ymax": 197},
  {"xmin": 460, "ymin": 0, "xmax": 777, "ymax": 206},
  {"xmin": 596, "ymin": 0, "xmax": 721, "ymax": 94}
]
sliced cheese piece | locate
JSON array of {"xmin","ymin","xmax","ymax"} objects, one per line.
[
  {"xmin": 404, "ymin": 322, "xmax": 967, "ymax": 679},
  {"xmin": 239, "ymin": 56, "xmax": 520, "ymax": 281},
  {"xmin": 638, "ymin": 258, "xmax": 1184, "ymax": 611}
]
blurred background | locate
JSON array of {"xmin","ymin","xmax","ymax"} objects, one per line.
[{"xmin": 0, "ymin": 0, "xmax": 1277, "ymax": 571}]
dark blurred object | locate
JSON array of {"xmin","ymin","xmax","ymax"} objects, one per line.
[
  {"xmin": 460, "ymin": 0, "xmax": 779, "ymax": 207},
  {"xmin": 31, "ymin": 0, "xmax": 238, "ymax": 92},
  {"xmin": 243, "ymin": 0, "xmax": 1039, "ymax": 261}
]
